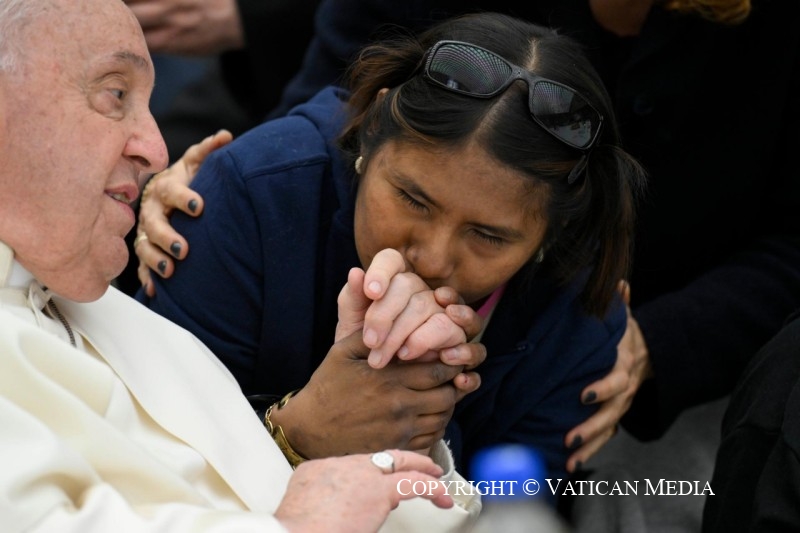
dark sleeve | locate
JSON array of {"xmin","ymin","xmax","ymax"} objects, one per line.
[
  {"xmin": 702, "ymin": 312, "xmax": 800, "ymax": 532},
  {"xmin": 220, "ymin": 0, "xmax": 321, "ymax": 119},
  {"xmin": 458, "ymin": 286, "xmax": 624, "ymax": 486},
  {"xmin": 623, "ymin": 21, "xmax": 800, "ymax": 439},
  {"xmin": 500, "ymin": 306, "xmax": 623, "ymax": 486},
  {"xmin": 269, "ymin": 0, "xmax": 470, "ymax": 118},
  {"xmin": 625, "ymin": 234, "xmax": 800, "ymax": 439},
  {"xmin": 137, "ymin": 145, "xmax": 265, "ymax": 389},
  {"xmin": 507, "ymin": 338, "xmax": 618, "ymax": 489}
]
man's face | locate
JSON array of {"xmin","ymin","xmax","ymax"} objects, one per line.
[{"xmin": 0, "ymin": 0, "xmax": 168, "ymax": 301}]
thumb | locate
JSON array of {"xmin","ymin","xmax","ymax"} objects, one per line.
[{"xmin": 335, "ymin": 267, "xmax": 371, "ymax": 341}]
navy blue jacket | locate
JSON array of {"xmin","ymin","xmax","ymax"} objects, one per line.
[
  {"xmin": 271, "ymin": 0, "xmax": 800, "ymax": 440},
  {"xmin": 138, "ymin": 87, "xmax": 622, "ymax": 480}
]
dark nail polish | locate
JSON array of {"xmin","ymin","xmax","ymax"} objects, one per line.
[
  {"xmin": 570, "ymin": 435, "xmax": 583, "ymax": 449},
  {"xmin": 170, "ymin": 242, "xmax": 182, "ymax": 258},
  {"xmin": 157, "ymin": 260, "xmax": 167, "ymax": 274},
  {"xmin": 188, "ymin": 199, "xmax": 198, "ymax": 213},
  {"xmin": 582, "ymin": 390, "xmax": 597, "ymax": 404},
  {"xmin": 575, "ymin": 460, "xmax": 584, "ymax": 472}
]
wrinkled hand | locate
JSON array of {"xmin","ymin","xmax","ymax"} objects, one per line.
[
  {"xmin": 336, "ymin": 249, "xmax": 486, "ymax": 397},
  {"xmin": 564, "ymin": 280, "xmax": 653, "ymax": 472},
  {"xmin": 342, "ymin": 249, "xmax": 483, "ymax": 367},
  {"xmin": 276, "ymin": 450, "xmax": 452, "ymax": 533},
  {"xmin": 271, "ymin": 327, "xmax": 467, "ymax": 457},
  {"xmin": 135, "ymin": 129, "xmax": 231, "ymax": 296},
  {"xmin": 124, "ymin": 0, "xmax": 244, "ymax": 55}
]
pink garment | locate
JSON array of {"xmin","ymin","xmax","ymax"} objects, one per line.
[{"xmin": 475, "ymin": 284, "xmax": 507, "ymax": 320}]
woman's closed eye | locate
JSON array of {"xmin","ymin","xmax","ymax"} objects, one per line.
[
  {"xmin": 470, "ymin": 229, "xmax": 506, "ymax": 247},
  {"xmin": 395, "ymin": 188, "xmax": 428, "ymax": 212}
]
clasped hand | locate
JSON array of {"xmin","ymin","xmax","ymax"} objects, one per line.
[{"xmin": 274, "ymin": 249, "xmax": 486, "ymax": 459}]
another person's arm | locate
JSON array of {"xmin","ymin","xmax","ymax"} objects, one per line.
[
  {"xmin": 124, "ymin": 0, "xmax": 245, "ymax": 55},
  {"xmin": 564, "ymin": 280, "xmax": 652, "ymax": 472},
  {"xmin": 135, "ymin": 129, "xmax": 233, "ymax": 297},
  {"xmin": 135, "ymin": 132, "xmax": 482, "ymax": 458}
]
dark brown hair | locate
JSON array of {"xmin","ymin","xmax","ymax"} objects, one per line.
[{"xmin": 340, "ymin": 12, "xmax": 647, "ymax": 317}]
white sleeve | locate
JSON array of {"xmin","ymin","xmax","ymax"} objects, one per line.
[
  {"xmin": 0, "ymin": 392, "xmax": 289, "ymax": 533},
  {"xmin": 379, "ymin": 440, "xmax": 482, "ymax": 533}
]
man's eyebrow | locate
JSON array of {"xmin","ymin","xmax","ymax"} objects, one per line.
[{"xmin": 112, "ymin": 51, "xmax": 150, "ymax": 71}]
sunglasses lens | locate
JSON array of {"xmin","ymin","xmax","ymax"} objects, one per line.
[
  {"xmin": 428, "ymin": 43, "xmax": 512, "ymax": 95},
  {"xmin": 531, "ymin": 82, "xmax": 600, "ymax": 149},
  {"xmin": 425, "ymin": 41, "xmax": 603, "ymax": 151}
]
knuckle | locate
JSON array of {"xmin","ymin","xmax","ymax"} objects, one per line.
[
  {"xmin": 408, "ymin": 291, "xmax": 431, "ymax": 313},
  {"xmin": 430, "ymin": 363, "xmax": 458, "ymax": 385},
  {"xmin": 428, "ymin": 312, "xmax": 453, "ymax": 332},
  {"xmin": 395, "ymin": 272, "xmax": 420, "ymax": 292}
]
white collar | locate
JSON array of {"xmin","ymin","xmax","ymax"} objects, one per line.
[{"xmin": 0, "ymin": 241, "xmax": 35, "ymax": 289}]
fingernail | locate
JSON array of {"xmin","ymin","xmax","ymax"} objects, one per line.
[
  {"xmin": 368, "ymin": 351, "xmax": 382, "ymax": 367},
  {"xmin": 363, "ymin": 329, "xmax": 378, "ymax": 347},
  {"xmin": 169, "ymin": 242, "xmax": 182, "ymax": 258},
  {"xmin": 441, "ymin": 347, "xmax": 459, "ymax": 362},
  {"xmin": 188, "ymin": 199, "xmax": 198, "ymax": 213},
  {"xmin": 368, "ymin": 281, "xmax": 381, "ymax": 295},
  {"xmin": 157, "ymin": 260, "xmax": 167, "ymax": 275},
  {"xmin": 448, "ymin": 306, "xmax": 466, "ymax": 320},
  {"xmin": 582, "ymin": 390, "xmax": 597, "ymax": 404},
  {"xmin": 575, "ymin": 460, "xmax": 584, "ymax": 472},
  {"xmin": 570, "ymin": 435, "xmax": 583, "ymax": 449},
  {"xmin": 397, "ymin": 345, "xmax": 409, "ymax": 359}
]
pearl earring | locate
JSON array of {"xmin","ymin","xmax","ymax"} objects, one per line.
[
  {"xmin": 355, "ymin": 156, "xmax": 364, "ymax": 174},
  {"xmin": 534, "ymin": 249, "xmax": 545, "ymax": 263}
]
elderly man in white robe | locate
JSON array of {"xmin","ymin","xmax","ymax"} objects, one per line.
[{"xmin": 0, "ymin": 0, "xmax": 481, "ymax": 530}]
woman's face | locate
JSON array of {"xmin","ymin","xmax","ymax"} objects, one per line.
[{"xmin": 354, "ymin": 140, "xmax": 548, "ymax": 305}]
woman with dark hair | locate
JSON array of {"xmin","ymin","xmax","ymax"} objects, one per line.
[{"xmin": 135, "ymin": 11, "xmax": 646, "ymax": 484}]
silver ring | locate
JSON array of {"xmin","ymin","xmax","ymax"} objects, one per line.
[
  {"xmin": 370, "ymin": 451, "xmax": 395, "ymax": 474},
  {"xmin": 133, "ymin": 233, "xmax": 149, "ymax": 248}
]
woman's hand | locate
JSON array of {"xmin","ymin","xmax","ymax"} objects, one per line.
[
  {"xmin": 564, "ymin": 280, "xmax": 653, "ymax": 472},
  {"xmin": 276, "ymin": 450, "xmax": 452, "ymax": 533},
  {"xmin": 270, "ymin": 328, "xmax": 465, "ymax": 457},
  {"xmin": 135, "ymin": 130, "xmax": 232, "ymax": 296},
  {"xmin": 270, "ymin": 253, "xmax": 488, "ymax": 458}
]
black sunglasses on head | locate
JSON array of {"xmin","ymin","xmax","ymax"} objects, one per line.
[{"xmin": 422, "ymin": 40, "xmax": 604, "ymax": 183}]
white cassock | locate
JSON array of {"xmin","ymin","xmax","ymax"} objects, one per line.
[{"xmin": 0, "ymin": 242, "xmax": 480, "ymax": 532}]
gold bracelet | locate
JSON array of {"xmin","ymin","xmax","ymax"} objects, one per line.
[{"xmin": 264, "ymin": 389, "xmax": 307, "ymax": 469}]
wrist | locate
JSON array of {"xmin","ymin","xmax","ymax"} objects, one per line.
[{"xmin": 265, "ymin": 390, "xmax": 308, "ymax": 468}]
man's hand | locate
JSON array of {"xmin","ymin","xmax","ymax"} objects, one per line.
[
  {"xmin": 336, "ymin": 250, "xmax": 486, "ymax": 398},
  {"xmin": 276, "ymin": 450, "xmax": 452, "ymax": 532}
]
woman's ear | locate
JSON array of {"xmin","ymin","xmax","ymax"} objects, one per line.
[{"xmin": 376, "ymin": 87, "xmax": 390, "ymax": 102}]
